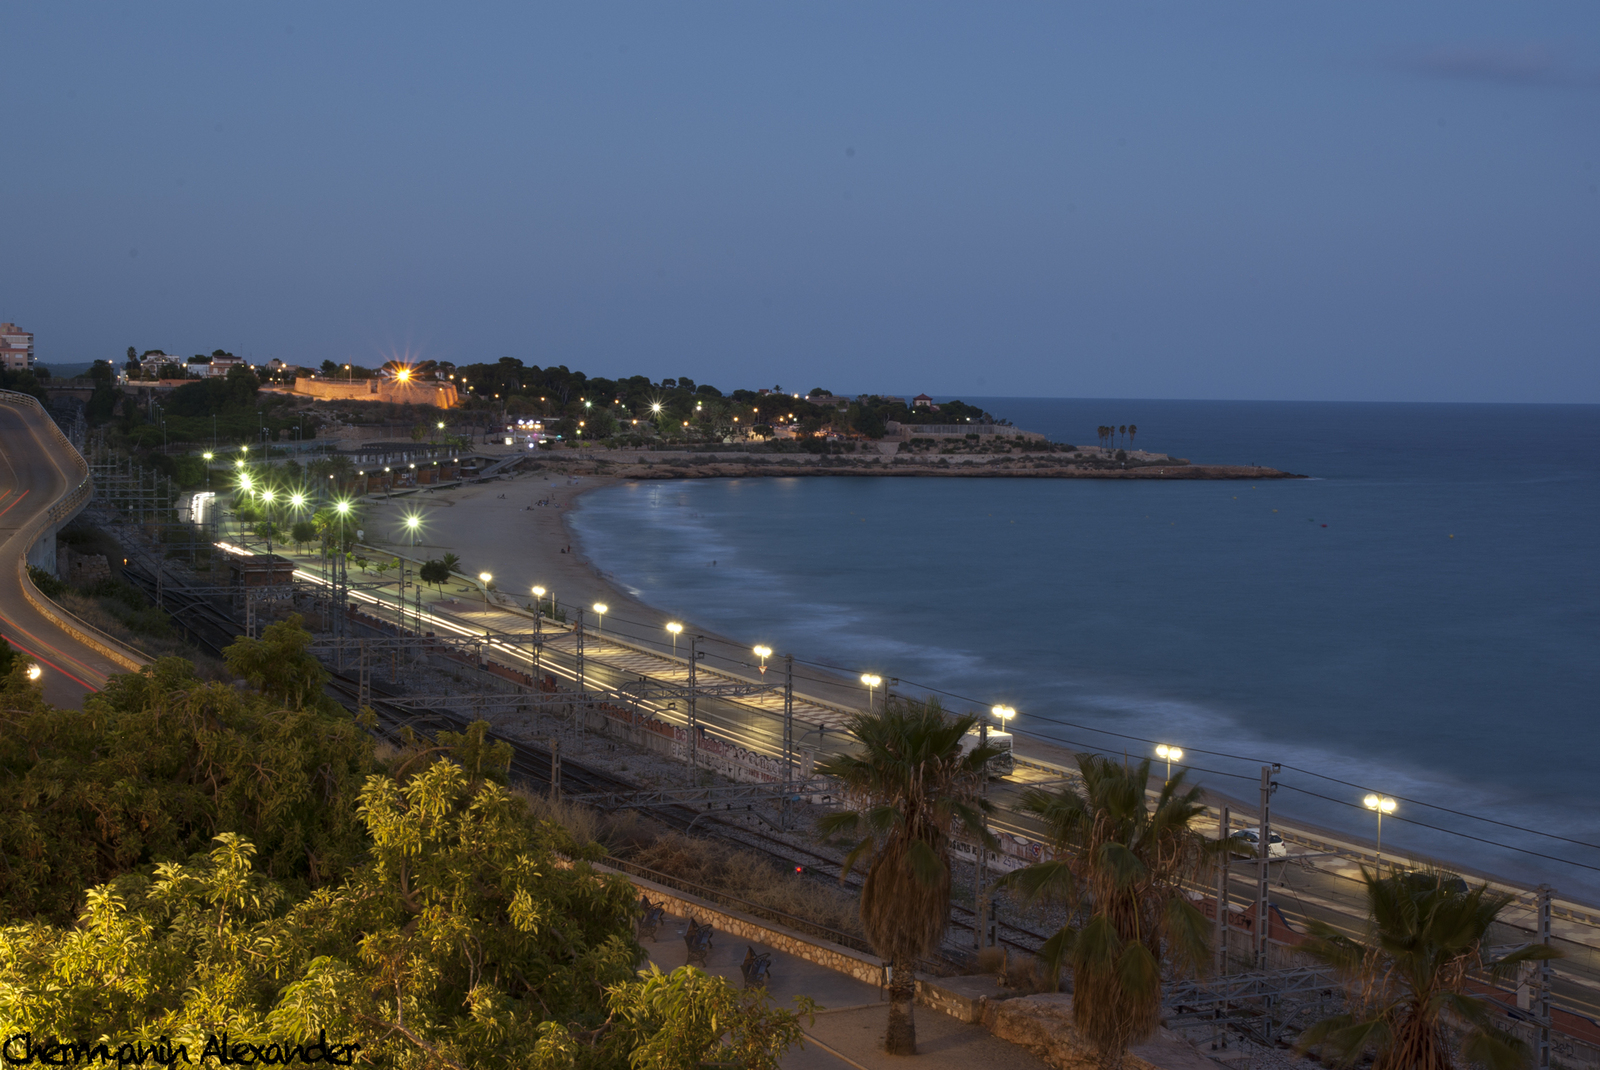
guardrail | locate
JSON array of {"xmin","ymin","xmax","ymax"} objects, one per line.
[{"xmin": 0, "ymin": 389, "xmax": 149, "ymax": 675}]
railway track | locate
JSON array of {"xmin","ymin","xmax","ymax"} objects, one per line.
[{"xmin": 121, "ymin": 560, "xmax": 1053, "ymax": 960}]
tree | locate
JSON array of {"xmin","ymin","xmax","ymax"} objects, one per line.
[
  {"xmin": 223, "ymin": 614, "xmax": 331, "ymax": 711},
  {"xmin": 1119, "ymin": 424, "xmax": 1127, "ymax": 445},
  {"xmin": 1298, "ymin": 871, "xmax": 1560, "ymax": 1070},
  {"xmin": 1128, "ymin": 424, "xmax": 1137, "ymax": 447},
  {"xmin": 420, "ymin": 559, "xmax": 450, "ymax": 593},
  {"xmin": 290, "ymin": 519, "xmax": 317, "ymax": 552},
  {"xmin": 997, "ymin": 754, "xmax": 1212, "ymax": 1070},
  {"xmin": 0, "ymin": 764, "xmax": 814, "ymax": 1070},
  {"xmin": 816, "ymin": 699, "xmax": 998, "ymax": 1054},
  {"xmin": 441, "ymin": 551, "xmax": 461, "ymax": 575}
]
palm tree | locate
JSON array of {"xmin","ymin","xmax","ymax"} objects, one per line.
[
  {"xmin": 997, "ymin": 754, "xmax": 1212, "ymax": 1070},
  {"xmin": 1127, "ymin": 424, "xmax": 1137, "ymax": 448},
  {"xmin": 1118, "ymin": 424, "xmax": 1127, "ymax": 446},
  {"xmin": 817, "ymin": 699, "xmax": 1000, "ymax": 1055},
  {"xmin": 1298, "ymin": 871, "xmax": 1560, "ymax": 1070},
  {"xmin": 441, "ymin": 551, "xmax": 461, "ymax": 577}
]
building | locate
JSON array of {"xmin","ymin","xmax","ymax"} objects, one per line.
[
  {"xmin": 1, "ymin": 323, "xmax": 35, "ymax": 371},
  {"xmin": 912, "ymin": 393, "xmax": 933, "ymax": 408}
]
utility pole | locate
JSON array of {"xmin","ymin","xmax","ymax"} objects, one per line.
[
  {"xmin": 1537, "ymin": 885, "xmax": 1553, "ymax": 1068},
  {"xmin": 1215, "ymin": 805, "xmax": 1230, "ymax": 977},
  {"xmin": 783, "ymin": 653, "xmax": 794, "ymax": 781},
  {"xmin": 1256, "ymin": 764, "xmax": 1279, "ymax": 970},
  {"xmin": 575, "ymin": 606, "xmax": 585, "ymax": 695},
  {"xmin": 688, "ymin": 635, "xmax": 700, "ymax": 773}
]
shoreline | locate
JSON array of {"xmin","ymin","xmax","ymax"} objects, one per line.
[{"xmin": 360, "ymin": 470, "xmax": 1596, "ymax": 910}]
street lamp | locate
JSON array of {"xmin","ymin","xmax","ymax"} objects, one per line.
[
  {"xmin": 861, "ymin": 673, "xmax": 882, "ymax": 711},
  {"xmin": 592, "ymin": 602, "xmax": 608, "ymax": 637},
  {"xmin": 27, "ymin": 664, "xmax": 41, "ymax": 681},
  {"xmin": 753, "ymin": 645, "xmax": 772, "ymax": 674},
  {"xmin": 1156, "ymin": 744, "xmax": 1184, "ymax": 784},
  {"xmin": 532, "ymin": 585, "xmax": 546, "ymax": 624},
  {"xmin": 203, "ymin": 451, "xmax": 213, "ymax": 488},
  {"xmin": 403, "ymin": 514, "xmax": 420, "ymax": 546},
  {"xmin": 1363, "ymin": 794, "xmax": 1397, "ymax": 872},
  {"xmin": 666, "ymin": 621, "xmax": 683, "ymax": 656},
  {"xmin": 290, "ymin": 493, "xmax": 305, "ymax": 509},
  {"xmin": 479, "ymin": 571, "xmax": 493, "ymax": 609},
  {"xmin": 991, "ymin": 705, "xmax": 1016, "ymax": 728}
]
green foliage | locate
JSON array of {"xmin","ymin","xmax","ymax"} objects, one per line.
[
  {"xmin": 419, "ymin": 558, "xmax": 450, "ymax": 591},
  {"xmin": 1298, "ymin": 870, "xmax": 1561, "ymax": 1070},
  {"xmin": 997, "ymin": 754, "xmax": 1213, "ymax": 1066},
  {"xmin": 0, "ymin": 652, "xmax": 374, "ymax": 922},
  {"xmin": 223, "ymin": 614, "xmax": 331, "ymax": 710},
  {"xmin": 291, "ymin": 519, "xmax": 318, "ymax": 549},
  {"xmin": 26, "ymin": 565, "xmax": 66, "ymax": 597},
  {"xmin": 0, "ymin": 762, "xmax": 812, "ymax": 1070}
]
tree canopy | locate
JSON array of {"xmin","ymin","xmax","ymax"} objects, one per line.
[{"xmin": 0, "ymin": 624, "xmax": 814, "ymax": 1069}]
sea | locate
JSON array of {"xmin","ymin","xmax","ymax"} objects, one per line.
[{"xmin": 568, "ymin": 400, "xmax": 1600, "ymax": 897}]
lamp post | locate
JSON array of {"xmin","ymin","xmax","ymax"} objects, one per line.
[
  {"xmin": 861, "ymin": 673, "xmax": 882, "ymax": 712},
  {"xmin": 404, "ymin": 514, "xmax": 420, "ymax": 547},
  {"xmin": 479, "ymin": 572, "xmax": 493, "ymax": 610},
  {"xmin": 753, "ymin": 644, "xmax": 772, "ymax": 675},
  {"xmin": 666, "ymin": 621, "xmax": 683, "ymax": 657},
  {"xmin": 532, "ymin": 586, "xmax": 546, "ymax": 630},
  {"xmin": 592, "ymin": 602, "xmax": 608, "ymax": 638},
  {"xmin": 203, "ymin": 451, "xmax": 213, "ymax": 488},
  {"xmin": 991, "ymin": 705, "xmax": 1015, "ymax": 729},
  {"xmin": 1363, "ymin": 794, "xmax": 1397, "ymax": 873},
  {"xmin": 1156, "ymin": 744, "xmax": 1184, "ymax": 785}
]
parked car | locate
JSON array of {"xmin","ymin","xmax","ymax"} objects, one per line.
[{"xmin": 1228, "ymin": 827, "xmax": 1287, "ymax": 858}]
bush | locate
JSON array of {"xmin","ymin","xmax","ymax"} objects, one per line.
[{"xmin": 27, "ymin": 565, "xmax": 66, "ymax": 597}]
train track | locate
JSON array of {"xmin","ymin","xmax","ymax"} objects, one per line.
[{"xmin": 122, "ymin": 560, "xmax": 1053, "ymax": 960}]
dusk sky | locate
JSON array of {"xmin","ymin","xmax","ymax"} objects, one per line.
[{"xmin": 3, "ymin": 3, "xmax": 1597, "ymax": 402}]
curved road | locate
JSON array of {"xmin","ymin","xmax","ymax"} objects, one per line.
[{"xmin": 0, "ymin": 398, "xmax": 143, "ymax": 706}]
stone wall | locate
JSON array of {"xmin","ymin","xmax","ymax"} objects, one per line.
[
  {"xmin": 983, "ymin": 993, "xmax": 1217, "ymax": 1070},
  {"xmin": 601, "ymin": 865, "xmax": 886, "ymax": 988},
  {"xmin": 284, "ymin": 378, "xmax": 460, "ymax": 409}
]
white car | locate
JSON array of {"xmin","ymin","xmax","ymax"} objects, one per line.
[{"xmin": 1229, "ymin": 828, "xmax": 1288, "ymax": 858}]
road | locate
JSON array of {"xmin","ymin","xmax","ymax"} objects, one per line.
[{"xmin": 0, "ymin": 395, "xmax": 144, "ymax": 706}]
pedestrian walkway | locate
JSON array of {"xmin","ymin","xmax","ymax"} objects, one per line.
[{"xmin": 641, "ymin": 907, "xmax": 1053, "ymax": 1070}]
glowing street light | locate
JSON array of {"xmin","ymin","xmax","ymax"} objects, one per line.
[
  {"xmin": 403, "ymin": 514, "xmax": 421, "ymax": 546},
  {"xmin": 1363, "ymin": 794, "xmax": 1398, "ymax": 872},
  {"xmin": 479, "ymin": 571, "xmax": 493, "ymax": 610},
  {"xmin": 753, "ymin": 644, "xmax": 772, "ymax": 674},
  {"xmin": 991, "ymin": 705, "xmax": 1016, "ymax": 727},
  {"xmin": 532, "ymin": 585, "xmax": 546, "ymax": 621},
  {"xmin": 861, "ymin": 673, "xmax": 882, "ymax": 711},
  {"xmin": 592, "ymin": 602, "xmax": 609, "ymax": 637},
  {"xmin": 290, "ymin": 493, "xmax": 305, "ymax": 509},
  {"xmin": 1156, "ymin": 744, "xmax": 1184, "ymax": 784},
  {"xmin": 27, "ymin": 664, "xmax": 41, "ymax": 681},
  {"xmin": 203, "ymin": 451, "xmax": 213, "ymax": 488},
  {"xmin": 666, "ymin": 621, "xmax": 683, "ymax": 656},
  {"xmin": 396, "ymin": 367, "xmax": 411, "ymax": 383}
]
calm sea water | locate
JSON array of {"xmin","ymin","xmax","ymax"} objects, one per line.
[{"xmin": 570, "ymin": 400, "xmax": 1600, "ymax": 894}]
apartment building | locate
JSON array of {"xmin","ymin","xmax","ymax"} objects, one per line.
[{"xmin": 0, "ymin": 322, "xmax": 34, "ymax": 371}]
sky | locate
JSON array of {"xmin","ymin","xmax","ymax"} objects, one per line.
[{"xmin": 2, "ymin": 3, "xmax": 1598, "ymax": 402}]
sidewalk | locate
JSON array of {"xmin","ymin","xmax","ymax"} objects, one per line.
[{"xmin": 641, "ymin": 906, "xmax": 1053, "ymax": 1070}]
